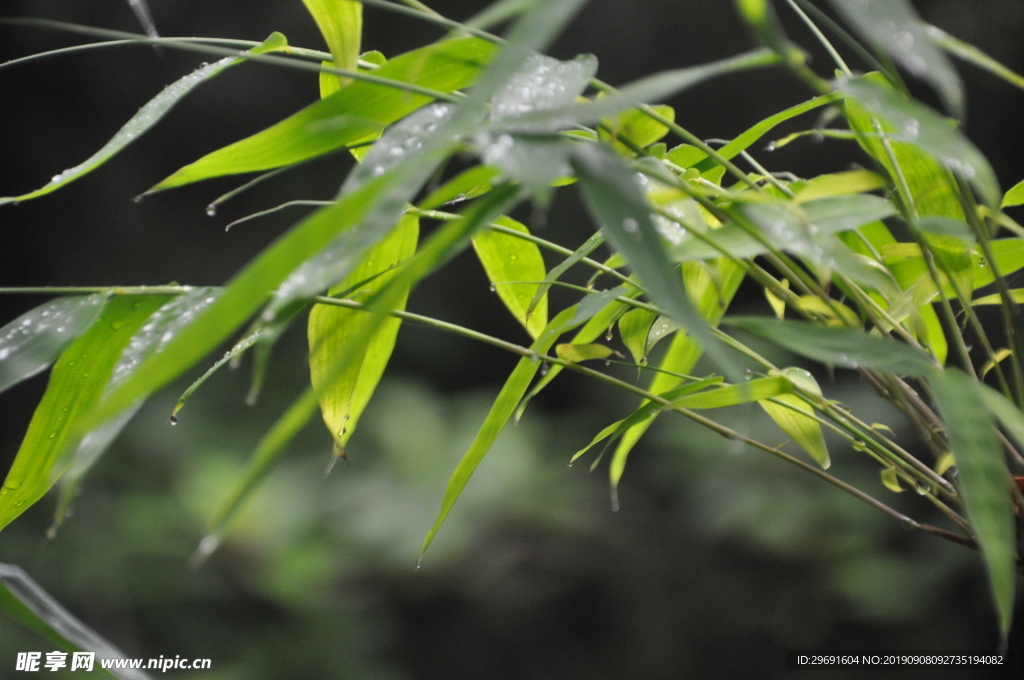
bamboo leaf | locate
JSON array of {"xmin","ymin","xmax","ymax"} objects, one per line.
[
  {"xmin": 301, "ymin": 0, "xmax": 361, "ymax": 85},
  {"xmin": 308, "ymin": 214, "xmax": 418, "ymax": 454},
  {"xmin": 571, "ymin": 143, "xmax": 732, "ymax": 373},
  {"xmin": 472, "ymin": 216, "xmax": 548, "ymax": 338},
  {"xmin": 838, "ymin": 75, "xmax": 998, "ymax": 207},
  {"xmin": 0, "ymin": 33, "xmax": 289, "ymax": 205},
  {"xmin": 421, "ymin": 306, "xmax": 582, "ymax": 559},
  {"xmin": 149, "ymin": 36, "xmax": 498, "ymax": 191},
  {"xmin": 930, "ymin": 369, "xmax": 1015, "ymax": 642},
  {"xmin": 610, "ymin": 259, "xmax": 745, "ymax": 491},
  {"xmin": 0, "ymin": 563, "xmax": 150, "ymax": 680},
  {"xmin": 0, "ymin": 294, "xmax": 108, "ymax": 395},
  {"xmin": 760, "ymin": 369, "xmax": 830, "ymax": 469},
  {"xmin": 555, "ymin": 343, "xmax": 614, "ymax": 363},
  {"xmin": 0, "ymin": 294, "xmax": 171, "ymax": 533},
  {"xmin": 829, "ymin": 0, "xmax": 963, "ymax": 117},
  {"xmin": 618, "ymin": 307, "xmax": 657, "ymax": 364},
  {"xmin": 670, "ymin": 375, "xmax": 792, "ymax": 409},
  {"xmin": 599, "ymin": 104, "xmax": 675, "ymax": 156},
  {"xmin": 1003, "ymin": 179, "xmax": 1024, "ymax": 208},
  {"xmin": 726, "ymin": 316, "xmax": 937, "ymax": 375}
]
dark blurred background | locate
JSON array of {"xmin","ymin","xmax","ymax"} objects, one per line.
[{"xmin": 2, "ymin": 1, "xmax": 1024, "ymax": 678}]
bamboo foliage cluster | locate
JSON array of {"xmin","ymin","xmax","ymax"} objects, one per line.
[{"xmin": 2, "ymin": 0, "xmax": 1024, "ymax": 659}]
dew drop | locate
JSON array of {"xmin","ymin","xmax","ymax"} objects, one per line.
[
  {"xmin": 765, "ymin": 141, "xmax": 776, "ymax": 152},
  {"xmin": 913, "ymin": 480, "xmax": 930, "ymax": 496},
  {"xmin": 206, "ymin": 204, "xmax": 218, "ymax": 217},
  {"xmin": 169, "ymin": 414, "xmax": 179, "ymax": 426}
]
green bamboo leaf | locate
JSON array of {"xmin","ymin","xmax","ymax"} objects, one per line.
[
  {"xmin": 670, "ymin": 375, "xmax": 792, "ymax": 409},
  {"xmin": 975, "ymin": 383, "xmax": 1024, "ymax": 462},
  {"xmin": 794, "ymin": 170, "xmax": 887, "ymax": 203},
  {"xmin": 760, "ymin": 368, "xmax": 830, "ymax": 469},
  {"xmin": 200, "ymin": 387, "xmax": 321, "ymax": 559},
  {"xmin": 610, "ymin": 259, "xmax": 746, "ymax": 490},
  {"xmin": 86, "ymin": 167, "xmax": 426, "ymax": 431},
  {"xmin": 527, "ymin": 231, "xmax": 604, "ymax": 319},
  {"xmin": 0, "ymin": 563, "xmax": 149, "ymax": 680},
  {"xmin": 555, "ymin": 342, "xmax": 614, "ymax": 363},
  {"xmin": 472, "ymin": 216, "xmax": 548, "ymax": 338},
  {"xmin": 671, "ymin": 195, "xmax": 895, "ymax": 263},
  {"xmin": 838, "ymin": 75, "xmax": 998, "ymax": 207},
  {"xmin": 880, "ymin": 467, "xmax": 905, "ymax": 493},
  {"xmin": 308, "ymin": 214, "xmax": 418, "ymax": 455},
  {"xmin": 419, "ymin": 165, "xmax": 500, "ymax": 210},
  {"xmin": 886, "ymin": 239, "xmax": 1024, "ymax": 296},
  {"xmin": 149, "ymin": 36, "xmax": 498, "ymax": 191},
  {"xmin": 421, "ymin": 305, "xmax": 583, "ymax": 559},
  {"xmin": 690, "ymin": 92, "xmax": 842, "ymax": 174},
  {"xmin": 571, "ymin": 143, "xmax": 733, "ymax": 373},
  {"xmin": 618, "ymin": 307, "xmax": 658, "ymax": 364},
  {"xmin": 926, "ymin": 24, "xmax": 1024, "ymax": 92},
  {"xmin": 829, "ymin": 0, "xmax": 963, "ymax": 117},
  {"xmin": 55, "ymin": 288, "xmax": 223, "ymax": 531},
  {"xmin": 301, "ymin": 0, "xmax": 361, "ymax": 85},
  {"xmin": 0, "ymin": 294, "xmax": 108, "ymax": 395},
  {"xmin": 0, "ymin": 294, "xmax": 171, "ymax": 533},
  {"xmin": 0, "ymin": 33, "xmax": 288, "ymax": 206},
  {"xmin": 973, "ymin": 289, "xmax": 1024, "ymax": 306},
  {"xmin": 471, "ymin": 52, "xmax": 597, "ymax": 196},
  {"xmin": 930, "ymin": 369, "xmax": 1015, "ymax": 642},
  {"xmin": 1002, "ymin": 179, "xmax": 1024, "ymax": 208},
  {"xmin": 726, "ymin": 316, "xmax": 937, "ymax": 375},
  {"xmin": 599, "ymin": 104, "xmax": 675, "ymax": 156}
]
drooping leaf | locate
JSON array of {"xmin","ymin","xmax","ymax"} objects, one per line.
[
  {"xmin": 610, "ymin": 259, "xmax": 746, "ymax": 490},
  {"xmin": 0, "ymin": 294, "xmax": 108, "ymax": 395},
  {"xmin": 759, "ymin": 368, "xmax": 830, "ymax": 469},
  {"xmin": 599, "ymin": 104, "xmax": 675, "ymax": 156},
  {"xmin": 421, "ymin": 305, "xmax": 582, "ymax": 559},
  {"xmin": 838, "ymin": 75, "xmax": 998, "ymax": 208},
  {"xmin": 618, "ymin": 306, "xmax": 658, "ymax": 364},
  {"xmin": 54, "ymin": 288, "xmax": 223, "ymax": 530},
  {"xmin": 202, "ymin": 387, "xmax": 321, "ymax": 557},
  {"xmin": 149, "ymin": 36, "xmax": 498, "ymax": 191},
  {"xmin": 301, "ymin": 0, "xmax": 361, "ymax": 86},
  {"xmin": 308, "ymin": 214, "xmax": 418, "ymax": 455},
  {"xmin": 0, "ymin": 563, "xmax": 150, "ymax": 680},
  {"xmin": 726, "ymin": 316, "xmax": 937, "ymax": 375},
  {"xmin": 571, "ymin": 143, "xmax": 732, "ymax": 373},
  {"xmin": 0, "ymin": 294, "xmax": 171, "ymax": 533},
  {"xmin": 930, "ymin": 369, "xmax": 1015, "ymax": 641},
  {"xmin": 829, "ymin": 0, "xmax": 963, "ymax": 117},
  {"xmin": 0, "ymin": 33, "xmax": 289, "ymax": 205},
  {"xmin": 472, "ymin": 216, "xmax": 548, "ymax": 338}
]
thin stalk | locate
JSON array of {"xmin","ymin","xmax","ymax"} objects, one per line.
[
  {"xmin": 784, "ymin": 0, "xmax": 852, "ymax": 76},
  {"xmin": 0, "ymin": 18, "xmax": 463, "ymax": 103},
  {"xmin": 313, "ymin": 295, "xmax": 973, "ymax": 550}
]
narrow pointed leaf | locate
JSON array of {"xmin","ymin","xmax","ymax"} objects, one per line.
[
  {"xmin": 760, "ymin": 391, "xmax": 830, "ymax": 469},
  {"xmin": 301, "ymin": 0, "xmax": 361, "ymax": 85},
  {"xmin": 838, "ymin": 76, "xmax": 998, "ymax": 207},
  {"xmin": 726, "ymin": 316, "xmax": 937, "ymax": 375},
  {"xmin": 150, "ymin": 36, "xmax": 498, "ymax": 191},
  {"xmin": 0, "ymin": 294, "xmax": 107, "ymax": 395},
  {"xmin": 472, "ymin": 216, "xmax": 548, "ymax": 338},
  {"xmin": 421, "ymin": 306, "xmax": 580, "ymax": 557},
  {"xmin": 0, "ymin": 563, "xmax": 150, "ymax": 680},
  {"xmin": 930, "ymin": 369, "xmax": 1015, "ymax": 641},
  {"xmin": 571, "ymin": 143, "xmax": 731, "ymax": 372},
  {"xmin": 54, "ymin": 288, "xmax": 222, "ymax": 530},
  {"xmin": 206, "ymin": 387, "xmax": 320, "ymax": 545},
  {"xmin": 829, "ymin": 0, "xmax": 963, "ymax": 116},
  {"xmin": 555, "ymin": 343, "xmax": 614, "ymax": 363},
  {"xmin": 670, "ymin": 375, "xmax": 792, "ymax": 409},
  {"xmin": 0, "ymin": 294, "xmax": 170, "ymax": 533},
  {"xmin": 0, "ymin": 33, "xmax": 288, "ymax": 205},
  {"xmin": 618, "ymin": 307, "xmax": 658, "ymax": 364},
  {"xmin": 308, "ymin": 214, "xmax": 418, "ymax": 452},
  {"xmin": 610, "ymin": 259, "xmax": 745, "ymax": 489}
]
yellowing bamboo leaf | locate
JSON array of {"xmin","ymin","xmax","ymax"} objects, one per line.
[
  {"xmin": 759, "ymin": 367, "xmax": 830, "ymax": 469},
  {"xmin": 308, "ymin": 214, "xmax": 418, "ymax": 454},
  {"xmin": 555, "ymin": 343, "xmax": 614, "ymax": 363},
  {"xmin": 472, "ymin": 216, "xmax": 548, "ymax": 338},
  {"xmin": 880, "ymin": 467, "xmax": 905, "ymax": 493}
]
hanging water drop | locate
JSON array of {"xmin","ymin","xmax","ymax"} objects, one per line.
[
  {"xmin": 206, "ymin": 204, "xmax": 218, "ymax": 217},
  {"xmin": 169, "ymin": 414, "xmax": 179, "ymax": 426}
]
